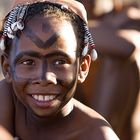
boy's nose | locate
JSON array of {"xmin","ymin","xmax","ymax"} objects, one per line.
[
  {"xmin": 32, "ymin": 72, "xmax": 57, "ymax": 86},
  {"xmin": 45, "ymin": 72, "xmax": 57, "ymax": 85}
]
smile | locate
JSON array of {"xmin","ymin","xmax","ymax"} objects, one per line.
[{"xmin": 32, "ymin": 95, "xmax": 56, "ymax": 102}]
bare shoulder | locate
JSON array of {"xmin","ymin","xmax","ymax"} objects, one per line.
[
  {"xmin": 73, "ymin": 98, "xmax": 120, "ymax": 140},
  {"xmin": 0, "ymin": 79, "xmax": 15, "ymax": 134}
]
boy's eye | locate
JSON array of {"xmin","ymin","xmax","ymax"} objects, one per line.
[
  {"xmin": 55, "ymin": 59, "xmax": 67, "ymax": 65},
  {"xmin": 21, "ymin": 59, "xmax": 35, "ymax": 65}
]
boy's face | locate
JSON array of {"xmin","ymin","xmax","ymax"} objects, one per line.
[{"xmin": 8, "ymin": 15, "xmax": 81, "ymax": 117}]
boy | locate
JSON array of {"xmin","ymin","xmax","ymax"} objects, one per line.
[{"xmin": 0, "ymin": 0, "xmax": 119, "ymax": 139}]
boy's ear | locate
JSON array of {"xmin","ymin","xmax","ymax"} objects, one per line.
[
  {"xmin": 78, "ymin": 54, "xmax": 91, "ymax": 83},
  {"xmin": 1, "ymin": 55, "xmax": 12, "ymax": 82}
]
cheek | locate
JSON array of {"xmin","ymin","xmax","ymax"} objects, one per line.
[
  {"xmin": 62, "ymin": 72, "xmax": 78, "ymax": 101},
  {"xmin": 12, "ymin": 78, "xmax": 29, "ymax": 101},
  {"xmin": 58, "ymin": 64, "xmax": 79, "ymax": 89}
]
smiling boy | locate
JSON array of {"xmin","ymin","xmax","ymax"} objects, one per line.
[{"xmin": 0, "ymin": 0, "xmax": 119, "ymax": 140}]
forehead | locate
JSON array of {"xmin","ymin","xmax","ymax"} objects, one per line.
[
  {"xmin": 26, "ymin": 15, "xmax": 75, "ymax": 40},
  {"xmin": 13, "ymin": 15, "xmax": 78, "ymax": 55}
]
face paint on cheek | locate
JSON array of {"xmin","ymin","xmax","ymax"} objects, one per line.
[
  {"xmin": 10, "ymin": 66, "xmax": 32, "ymax": 105},
  {"xmin": 66, "ymin": 76, "xmax": 77, "ymax": 95},
  {"xmin": 9, "ymin": 62, "xmax": 29, "ymax": 102},
  {"xmin": 58, "ymin": 73, "xmax": 77, "ymax": 111},
  {"xmin": 9, "ymin": 38, "xmax": 24, "ymax": 81},
  {"xmin": 10, "ymin": 59, "xmax": 32, "ymax": 87},
  {"xmin": 10, "ymin": 54, "xmax": 27, "ymax": 81},
  {"xmin": 60, "ymin": 60, "xmax": 79, "ymax": 101},
  {"xmin": 10, "ymin": 65, "xmax": 31, "ymax": 89}
]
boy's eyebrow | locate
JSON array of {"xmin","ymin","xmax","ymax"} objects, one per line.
[
  {"xmin": 14, "ymin": 50, "xmax": 74, "ymax": 63},
  {"xmin": 14, "ymin": 51, "xmax": 42, "ymax": 62},
  {"xmin": 24, "ymin": 26, "xmax": 58, "ymax": 48}
]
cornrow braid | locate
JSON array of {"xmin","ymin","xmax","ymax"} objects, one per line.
[
  {"xmin": 0, "ymin": 6, "xmax": 20, "ymax": 51},
  {"xmin": 0, "ymin": 5, "xmax": 28, "ymax": 51},
  {"xmin": 82, "ymin": 23, "xmax": 97, "ymax": 60}
]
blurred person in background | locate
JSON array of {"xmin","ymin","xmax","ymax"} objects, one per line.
[
  {"xmin": 0, "ymin": 0, "xmax": 11, "ymax": 80},
  {"xmin": 75, "ymin": 0, "xmax": 140, "ymax": 140},
  {"xmin": 0, "ymin": 0, "xmax": 11, "ymax": 29}
]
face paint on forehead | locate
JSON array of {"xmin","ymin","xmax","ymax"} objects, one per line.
[
  {"xmin": 24, "ymin": 23, "xmax": 59, "ymax": 49},
  {"xmin": 42, "ymin": 22, "xmax": 51, "ymax": 33}
]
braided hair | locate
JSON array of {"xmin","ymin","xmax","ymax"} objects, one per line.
[{"xmin": 0, "ymin": 1, "xmax": 97, "ymax": 60}]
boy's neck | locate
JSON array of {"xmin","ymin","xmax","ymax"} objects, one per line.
[{"xmin": 26, "ymin": 98, "xmax": 74, "ymax": 126}]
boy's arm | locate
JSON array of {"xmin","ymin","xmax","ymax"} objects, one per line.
[{"xmin": 0, "ymin": 79, "xmax": 15, "ymax": 135}]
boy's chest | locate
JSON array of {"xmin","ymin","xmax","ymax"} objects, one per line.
[
  {"xmin": 15, "ymin": 121, "xmax": 91, "ymax": 140},
  {"xmin": 15, "ymin": 111, "xmax": 92, "ymax": 140},
  {"xmin": 14, "ymin": 102, "xmax": 94, "ymax": 140}
]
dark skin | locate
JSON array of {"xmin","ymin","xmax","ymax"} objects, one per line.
[
  {"xmin": 0, "ymin": 15, "xmax": 119, "ymax": 140},
  {"xmin": 0, "ymin": 82, "xmax": 115, "ymax": 140}
]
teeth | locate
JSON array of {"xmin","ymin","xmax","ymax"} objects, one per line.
[
  {"xmin": 32, "ymin": 95, "xmax": 56, "ymax": 102},
  {"xmin": 49, "ymin": 95, "xmax": 55, "ymax": 100},
  {"xmin": 45, "ymin": 96, "xmax": 49, "ymax": 101},
  {"xmin": 39, "ymin": 95, "xmax": 43, "ymax": 101}
]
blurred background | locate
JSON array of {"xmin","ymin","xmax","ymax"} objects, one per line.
[
  {"xmin": 0, "ymin": 0, "xmax": 11, "ymax": 79},
  {"xmin": 0, "ymin": 0, "xmax": 140, "ymax": 140}
]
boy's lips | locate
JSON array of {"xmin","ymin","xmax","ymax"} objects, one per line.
[
  {"xmin": 28, "ymin": 93, "xmax": 60, "ymax": 109},
  {"xmin": 31, "ymin": 94, "xmax": 57, "ymax": 102},
  {"xmin": 26, "ymin": 87, "xmax": 63, "ymax": 108}
]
